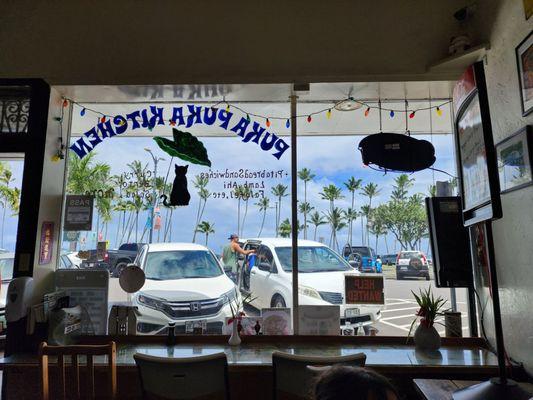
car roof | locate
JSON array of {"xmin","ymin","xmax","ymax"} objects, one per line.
[
  {"xmin": 145, "ymin": 243, "xmax": 211, "ymax": 252},
  {"xmin": 244, "ymin": 238, "xmax": 326, "ymax": 247}
]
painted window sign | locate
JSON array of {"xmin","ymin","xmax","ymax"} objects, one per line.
[
  {"xmin": 70, "ymin": 105, "xmax": 290, "ymax": 160},
  {"xmin": 39, "ymin": 221, "xmax": 54, "ymax": 265}
]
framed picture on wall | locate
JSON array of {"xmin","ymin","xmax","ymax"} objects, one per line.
[
  {"xmin": 496, "ymin": 125, "xmax": 533, "ymax": 194},
  {"xmin": 516, "ymin": 30, "xmax": 533, "ymax": 116}
]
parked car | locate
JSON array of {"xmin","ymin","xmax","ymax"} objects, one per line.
[
  {"xmin": 59, "ymin": 252, "xmax": 82, "ymax": 269},
  {"xmin": 342, "ymin": 245, "xmax": 382, "ymax": 273},
  {"xmin": 132, "ymin": 243, "xmax": 238, "ymax": 335},
  {"xmin": 395, "ymin": 250, "xmax": 430, "ymax": 280},
  {"xmin": 79, "ymin": 243, "xmax": 144, "ymax": 276},
  {"xmin": 380, "ymin": 253, "xmax": 398, "ymax": 266},
  {"xmin": 0, "ymin": 252, "xmax": 14, "ymax": 332},
  {"xmin": 240, "ymin": 238, "xmax": 383, "ymax": 329},
  {"xmin": 107, "ymin": 243, "xmax": 145, "ymax": 277}
]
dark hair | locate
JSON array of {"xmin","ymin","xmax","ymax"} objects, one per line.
[{"xmin": 313, "ymin": 366, "xmax": 399, "ymax": 400}]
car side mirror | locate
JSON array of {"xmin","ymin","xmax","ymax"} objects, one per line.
[
  {"xmin": 223, "ymin": 265, "xmax": 233, "ymax": 273},
  {"xmin": 258, "ymin": 262, "xmax": 271, "ymax": 272}
]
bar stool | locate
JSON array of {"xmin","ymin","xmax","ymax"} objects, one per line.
[
  {"xmin": 272, "ymin": 351, "xmax": 367, "ymax": 400},
  {"xmin": 134, "ymin": 352, "xmax": 230, "ymax": 400}
]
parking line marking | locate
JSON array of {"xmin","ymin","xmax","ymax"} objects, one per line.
[
  {"xmin": 378, "ymin": 319, "xmax": 410, "ymax": 332},
  {"xmin": 381, "ymin": 314, "xmax": 418, "ymax": 321},
  {"xmin": 382, "ymin": 306, "xmax": 420, "ymax": 313}
]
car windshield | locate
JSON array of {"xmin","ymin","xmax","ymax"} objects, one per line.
[
  {"xmin": 400, "ymin": 251, "xmax": 419, "ymax": 257},
  {"xmin": 0, "ymin": 256, "xmax": 14, "ymax": 281},
  {"xmin": 144, "ymin": 250, "xmax": 222, "ymax": 280},
  {"xmin": 351, "ymin": 247, "xmax": 372, "ymax": 257},
  {"xmin": 275, "ymin": 246, "xmax": 352, "ymax": 273}
]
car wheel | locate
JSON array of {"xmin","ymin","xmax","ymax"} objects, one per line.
[
  {"xmin": 396, "ymin": 272, "xmax": 403, "ymax": 280},
  {"xmin": 114, "ymin": 262, "xmax": 128, "ymax": 278},
  {"xmin": 425, "ymin": 274, "xmax": 430, "ymax": 281},
  {"xmin": 271, "ymin": 295, "xmax": 286, "ymax": 308}
]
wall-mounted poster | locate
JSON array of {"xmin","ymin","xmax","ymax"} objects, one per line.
[
  {"xmin": 457, "ymin": 95, "xmax": 490, "ymax": 210},
  {"xmin": 516, "ymin": 30, "xmax": 533, "ymax": 116},
  {"xmin": 39, "ymin": 222, "xmax": 54, "ymax": 265},
  {"xmin": 496, "ymin": 126, "xmax": 533, "ymax": 193}
]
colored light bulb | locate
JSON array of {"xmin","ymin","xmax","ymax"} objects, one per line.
[
  {"xmin": 62, "ymin": 99, "xmax": 69, "ymax": 108},
  {"xmin": 286, "ymin": 119, "xmax": 290, "ymax": 128},
  {"xmin": 390, "ymin": 110, "xmax": 395, "ymax": 118},
  {"xmin": 326, "ymin": 109, "xmax": 332, "ymax": 119},
  {"xmin": 436, "ymin": 107, "xmax": 442, "ymax": 117},
  {"xmin": 80, "ymin": 108, "xmax": 86, "ymax": 116},
  {"xmin": 266, "ymin": 118, "xmax": 271, "ymax": 127},
  {"xmin": 118, "ymin": 119, "xmax": 126, "ymax": 126},
  {"xmin": 246, "ymin": 114, "xmax": 250, "ymax": 122},
  {"xmin": 226, "ymin": 104, "xmax": 230, "ymax": 112},
  {"xmin": 307, "ymin": 115, "xmax": 312, "ymax": 123},
  {"xmin": 53, "ymin": 117, "xmax": 62, "ymax": 122},
  {"xmin": 100, "ymin": 116, "xmax": 106, "ymax": 123},
  {"xmin": 364, "ymin": 107, "xmax": 370, "ymax": 117},
  {"xmin": 409, "ymin": 111, "xmax": 415, "ymax": 119}
]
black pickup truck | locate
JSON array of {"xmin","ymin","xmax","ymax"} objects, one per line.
[{"xmin": 80, "ymin": 243, "xmax": 144, "ymax": 277}]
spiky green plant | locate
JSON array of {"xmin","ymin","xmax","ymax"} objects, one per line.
[{"xmin": 407, "ymin": 287, "xmax": 448, "ymax": 339}]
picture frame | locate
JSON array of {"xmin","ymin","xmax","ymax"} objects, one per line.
[
  {"xmin": 496, "ymin": 125, "xmax": 533, "ymax": 194},
  {"xmin": 516, "ymin": 30, "xmax": 533, "ymax": 116}
]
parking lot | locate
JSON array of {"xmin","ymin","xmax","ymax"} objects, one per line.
[{"xmin": 109, "ymin": 273, "xmax": 470, "ymax": 337}]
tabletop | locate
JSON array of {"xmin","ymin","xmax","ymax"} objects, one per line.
[{"xmin": 413, "ymin": 379, "xmax": 533, "ymax": 400}]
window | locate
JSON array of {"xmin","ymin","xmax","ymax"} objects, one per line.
[
  {"xmin": 143, "ymin": 250, "xmax": 223, "ymax": 280},
  {"xmin": 276, "ymin": 246, "xmax": 351, "ymax": 273}
]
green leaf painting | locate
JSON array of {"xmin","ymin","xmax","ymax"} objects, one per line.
[{"xmin": 153, "ymin": 128, "xmax": 211, "ymax": 167}]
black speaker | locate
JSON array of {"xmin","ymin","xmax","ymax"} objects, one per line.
[{"xmin": 426, "ymin": 197, "xmax": 473, "ymax": 287}]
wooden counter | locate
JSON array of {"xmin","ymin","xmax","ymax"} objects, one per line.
[{"xmin": 0, "ymin": 336, "xmax": 516, "ymax": 399}]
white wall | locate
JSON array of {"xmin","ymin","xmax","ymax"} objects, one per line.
[
  {"xmin": 481, "ymin": 1, "xmax": 533, "ymax": 374},
  {"xmin": 31, "ymin": 87, "xmax": 70, "ymax": 304}
]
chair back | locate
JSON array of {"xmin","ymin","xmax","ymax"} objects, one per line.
[
  {"xmin": 272, "ymin": 351, "xmax": 366, "ymax": 400},
  {"xmin": 39, "ymin": 341, "xmax": 117, "ymax": 400},
  {"xmin": 134, "ymin": 352, "xmax": 230, "ymax": 400}
]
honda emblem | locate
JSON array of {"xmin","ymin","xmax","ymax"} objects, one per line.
[{"xmin": 190, "ymin": 302, "xmax": 201, "ymax": 312}]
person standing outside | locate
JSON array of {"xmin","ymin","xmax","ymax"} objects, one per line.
[{"xmin": 222, "ymin": 234, "xmax": 254, "ymax": 284}]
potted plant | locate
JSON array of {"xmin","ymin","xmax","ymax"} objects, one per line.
[
  {"xmin": 227, "ymin": 289, "xmax": 255, "ymax": 346},
  {"xmin": 407, "ymin": 287, "xmax": 448, "ymax": 351}
]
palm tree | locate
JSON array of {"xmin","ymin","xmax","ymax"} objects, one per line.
[
  {"xmin": 344, "ymin": 208, "xmax": 359, "ymax": 246},
  {"xmin": 196, "ymin": 221, "xmax": 215, "ymax": 246},
  {"xmin": 391, "ymin": 174, "xmax": 415, "ymax": 201},
  {"xmin": 323, "ymin": 207, "xmax": 346, "ymax": 251},
  {"xmin": 0, "ymin": 163, "xmax": 20, "ymax": 249},
  {"xmin": 240, "ymin": 185, "xmax": 252, "ymax": 237},
  {"xmin": 192, "ymin": 175, "xmax": 210, "ymax": 243},
  {"xmin": 361, "ymin": 183, "xmax": 381, "ymax": 245},
  {"xmin": 298, "ymin": 168, "xmax": 315, "ymax": 238},
  {"xmin": 271, "ymin": 184, "xmax": 288, "ymax": 237},
  {"xmin": 256, "ymin": 197, "xmax": 270, "ymax": 237},
  {"xmin": 319, "ymin": 184, "xmax": 344, "ymax": 211},
  {"xmin": 298, "ymin": 202, "xmax": 313, "ymax": 238},
  {"xmin": 310, "ymin": 211, "xmax": 326, "ymax": 241},
  {"xmin": 428, "ymin": 184, "xmax": 437, "ymax": 197},
  {"xmin": 278, "ymin": 218, "xmax": 292, "ymax": 238},
  {"xmin": 344, "ymin": 177, "xmax": 362, "ymax": 246}
]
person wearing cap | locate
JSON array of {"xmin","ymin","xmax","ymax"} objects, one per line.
[{"xmin": 222, "ymin": 234, "xmax": 254, "ymax": 284}]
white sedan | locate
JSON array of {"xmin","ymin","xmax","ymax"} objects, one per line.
[
  {"xmin": 240, "ymin": 238, "xmax": 383, "ymax": 329},
  {"xmin": 132, "ymin": 243, "xmax": 238, "ymax": 335}
]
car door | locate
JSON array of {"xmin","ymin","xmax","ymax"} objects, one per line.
[{"xmin": 250, "ymin": 245, "xmax": 275, "ymax": 309}]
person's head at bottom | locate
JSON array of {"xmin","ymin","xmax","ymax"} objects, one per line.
[{"xmin": 313, "ymin": 366, "xmax": 399, "ymax": 400}]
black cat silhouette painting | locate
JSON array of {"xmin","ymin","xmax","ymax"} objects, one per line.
[{"xmin": 160, "ymin": 164, "xmax": 191, "ymax": 207}]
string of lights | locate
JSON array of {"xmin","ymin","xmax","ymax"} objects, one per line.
[{"xmin": 60, "ymin": 96, "xmax": 452, "ymax": 127}]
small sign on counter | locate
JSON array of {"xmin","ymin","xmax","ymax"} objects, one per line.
[
  {"xmin": 64, "ymin": 195, "xmax": 93, "ymax": 231},
  {"xmin": 345, "ymin": 274, "xmax": 385, "ymax": 304}
]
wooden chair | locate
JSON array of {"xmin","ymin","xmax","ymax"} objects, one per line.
[
  {"xmin": 134, "ymin": 352, "xmax": 230, "ymax": 400},
  {"xmin": 272, "ymin": 351, "xmax": 367, "ymax": 400},
  {"xmin": 39, "ymin": 341, "xmax": 117, "ymax": 400}
]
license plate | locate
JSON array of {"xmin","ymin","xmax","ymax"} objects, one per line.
[
  {"xmin": 345, "ymin": 308, "xmax": 360, "ymax": 318},
  {"xmin": 401, "ymin": 266, "xmax": 408, "ymax": 270},
  {"xmin": 398, "ymin": 259, "xmax": 409, "ymax": 265}
]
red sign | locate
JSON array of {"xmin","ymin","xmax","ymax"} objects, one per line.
[
  {"xmin": 452, "ymin": 65, "xmax": 477, "ymax": 115},
  {"xmin": 345, "ymin": 275, "xmax": 385, "ymax": 304},
  {"xmin": 39, "ymin": 221, "xmax": 55, "ymax": 265}
]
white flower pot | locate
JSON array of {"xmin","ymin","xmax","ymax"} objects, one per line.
[
  {"xmin": 228, "ymin": 321, "xmax": 241, "ymax": 346},
  {"xmin": 414, "ymin": 324, "xmax": 441, "ymax": 352}
]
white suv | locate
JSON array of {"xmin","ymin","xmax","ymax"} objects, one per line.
[
  {"xmin": 240, "ymin": 238, "xmax": 383, "ymax": 328},
  {"xmin": 133, "ymin": 243, "xmax": 238, "ymax": 335}
]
